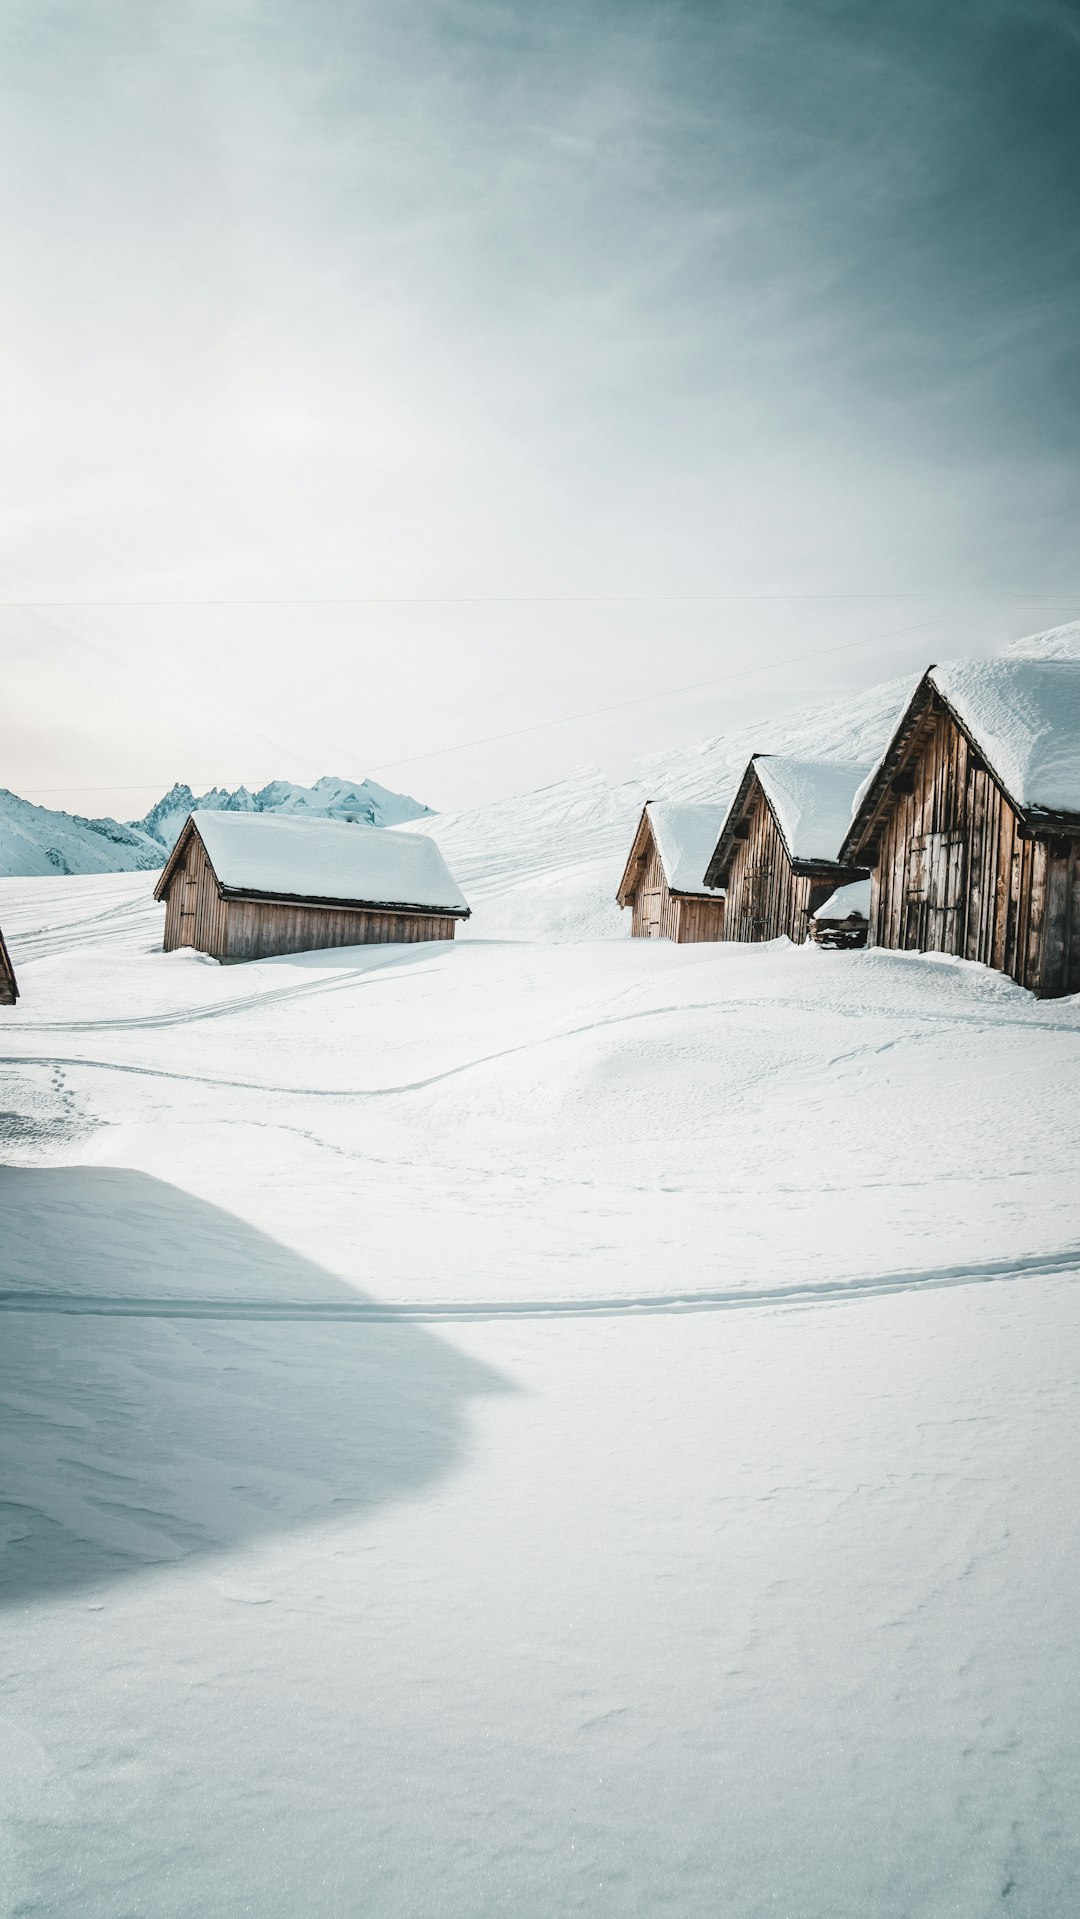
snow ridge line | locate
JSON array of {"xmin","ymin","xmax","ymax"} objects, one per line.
[
  {"xmin": 2, "ymin": 1248, "xmax": 1077, "ymax": 1322},
  {"xmin": 2, "ymin": 995, "xmax": 1079, "ymax": 1102}
]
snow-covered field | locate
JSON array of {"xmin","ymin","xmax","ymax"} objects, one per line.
[{"xmin": 2, "ymin": 869, "xmax": 1079, "ymax": 1916}]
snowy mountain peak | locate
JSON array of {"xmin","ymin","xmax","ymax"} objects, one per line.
[
  {"xmin": 0, "ymin": 775, "xmax": 435, "ymax": 879},
  {"xmin": 130, "ymin": 775, "xmax": 433, "ymax": 852}
]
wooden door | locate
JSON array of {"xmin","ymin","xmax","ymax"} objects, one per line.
[
  {"xmin": 177, "ymin": 873, "xmax": 199, "ymax": 947},
  {"xmin": 905, "ymin": 831, "xmax": 965, "ymax": 953},
  {"xmin": 742, "ymin": 865, "xmax": 772, "ymax": 939},
  {"xmin": 641, "ymin": 888, "xmax": 664, "ymax": 937}
]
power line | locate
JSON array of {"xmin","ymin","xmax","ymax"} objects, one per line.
[
  {"xmin": 15, "ymin": 614, "xmax": 939, "ymax": 798},
  {"xmin": 0, "ymin": 592, "xmax": 1079, "ymax": 609},
  {"xmin": 363, "ymin": 615, "xmax": 938, "ymax": 775}
]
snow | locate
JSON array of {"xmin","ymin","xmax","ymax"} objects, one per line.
[
  {"xmin": 2, "ymin": 861, "xmax": 1080, "ymax": 1916},
  {"xmin": 751, "ymin": 755, "xmax": 872, "ymax": 862},
  {"xmin": 186, "ymin": 809, "xmax": 469, "ymax": 912},
  {"xmin": 2, "ymin": 644, "xmax": 1078, "ymax": 1914},
  {"xmin": 644, "ymin": 801, "xmax": 727, "ymax": 895},
  {"xmin": 931, "ymin": 659, "xmax": 1080, "ymax": 817},
  {"xmin": 812, "ymin": 877, "xmax": 871, "ymax": 921},
  {"xmin": 1004, "ymin": 617, "xmax": 1080, "ymax": 662}
]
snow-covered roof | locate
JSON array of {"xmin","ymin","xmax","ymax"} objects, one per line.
[
  {"xmin": 930, "ymin": 660, "xmax": 1080, "ymax": 817},
  {"xmin": 187, "ymin": 811, "xmax": 469, "ymax": 913},
  {"xmin": 812, "ymin": 878, "xmax": 871, "ymax": 923},
  {"xmin": 646, "ymin": 802, "xmax": 727, "ymax": 896},
  {"xmin": 754, "ymin": 758, "xmax": 872, "ymax": 862}
]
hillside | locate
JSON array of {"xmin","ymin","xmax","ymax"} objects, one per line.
[{"xmin": 409, "ymin": 670, "xmax": 920, "ymax": 939}]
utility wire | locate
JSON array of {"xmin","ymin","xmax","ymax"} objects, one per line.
[
  {"xmin": 15, "ymin": 614, "xmax": 938, "ymax": 797},
  {"xmin": 0, "ymin": 593, "xmax": 1078, "ymax": 609}
]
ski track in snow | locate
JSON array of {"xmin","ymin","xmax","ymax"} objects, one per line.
[{"xmin": 3, "ymin": 1244, "xmax": 1078, "ymax": 1321}]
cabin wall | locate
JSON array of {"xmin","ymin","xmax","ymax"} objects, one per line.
[
  {"xmin": 162, "ymin": 830, "xmax": 227, "ymax": 956},
  {"xmin": 220, "ymin": 898, "xmax": 456, "ymax": 962},
  {"xmin": 627, "ymin": 837, "xmax": 681, "ymax": 940},
  {"xmin": 625, "ymin": 830, "xmax": 725, "ymax": 942},
  {"xmin": 867, "ymin": 695, "xmax": 1080, "ymax": 995},
  {"xmin": 720, "ymin": 793, "xmax": 817, "ymax": 944},
  {"xmin": 673, "ymin": 896, "xmax": 726, "ymax": 943},
  {"xmin": 0, "ymin": 932, "xmax": 16, "ymax": 1005}
]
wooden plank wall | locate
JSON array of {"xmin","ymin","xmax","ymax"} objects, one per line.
[
  {"xmin": 868, "ymin": 695, "xmax": 1080, "ymax": 995},
  {"xmin": 626, "ymin": 830, "xmax": 725, "ymax": 942},
  {"xmin": 673, "ymin": 896, "xmax": 726, "ymax": 943},
  {"xmin": 221, "ymin": 898, "xmax": 456, "ymax": 962},
  {"xmin": 0, "ymin": 928, "xmax": 16, "ymax": 1005},
  {"xmin": 162, "ymin": 831, "xmax": 228, "ymax": 956},
  {"xmin": 721, "ymin": 791, "xmax": 816, "ymax": 944},
  {"xmin": 628, "ymin": 835, "xmax": 681, "ymax": 940}
]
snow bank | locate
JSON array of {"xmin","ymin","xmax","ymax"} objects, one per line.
[
  {"xmin": 932, "ymin": 660, "xmax": 1080, "ymax": 817},
  {"xmin": 645, "ymin": 802, "xmax": 727, "ymax": 895},
  {"xmin": 753, "ymin": 757, "xmax": 872, "ymax": 862},
  {"xmin": 812, "ymin": 878, "xmax": 871, "ymax": 922},
  {"xmin": 191, "ymin": 811, "xmax": 468, "ymax": 912}
]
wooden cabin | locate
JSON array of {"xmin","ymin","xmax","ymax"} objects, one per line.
[
  {"xmin": 704, "ymin": 756, "xmax": 870, "ymax": 944},
  {"xmin": 809, "ymin": 879, "xmax": 870, "ymax": 950},
  {"xmin": 0, "ymin": 921, "xmax": 18, "ymax": 1004},
  {"xmin": 155, "ymin": 810, "xmax": 470, "ymax": 963},
  {"xmin": 617, "ymin": 802, "xmax": 727, "ymax": 942},
  {"xmin": 839, "ymin": 660, "xmax": 1080, "ymax": 997}
]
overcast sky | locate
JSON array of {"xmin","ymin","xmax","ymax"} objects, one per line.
[{"xmin": 2, "ymin": 0, "xmax": 1079, "ymax": 817}]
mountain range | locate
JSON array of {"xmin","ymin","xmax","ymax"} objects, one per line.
[{"xmin": 0, "ymin": 776, "xmax": 433, "ymax": 880}]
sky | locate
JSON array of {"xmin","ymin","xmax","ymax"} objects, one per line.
[{"xmin": 2, "ymin": 0, "xmax": 1079, "ymax": 818}]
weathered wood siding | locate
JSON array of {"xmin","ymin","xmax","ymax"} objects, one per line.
[
  {"xmin": 0, "ymin": 926, "xmax": 17, "ymax": 1005},
  {"xmin": 721, "ymin": 790, "xmax": 834, "ymax": 944},
  {"xmin": 162, "ymin": 828, "xmax": 228, "ymax": 955},
  {"xmin": 867, "ymin": 693, "xmax": 1080, "ymax": 996},
  {"xmin": 625, "ymin": 829, "xmax": 724, "ymax": 942},
  {"xmin": 672, "ymin": 895, "xmax": 726, "ymax": 943},
  {"xmin": 220, "ymin": 897, "xmax": 456, "ymax": 962},
  {"xmin": 161, "ymin": 825, "xmax": 458, "ymax": 963}
]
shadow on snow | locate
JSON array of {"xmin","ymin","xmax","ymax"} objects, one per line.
[{"xmin": 0, "ymin": 1166, "xmax": 508, "ymax": 1609}]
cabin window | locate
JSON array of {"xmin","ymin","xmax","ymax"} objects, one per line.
[{"xmin": 906, "ymin": 832, "xmax": 964, "ymax": 909}]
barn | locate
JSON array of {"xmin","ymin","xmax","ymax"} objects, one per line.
[
  {"xmin": 838, "ymin": 660, "xmax": 1080, "ymax": 997},
  {"xmin": 616, "ymin": 802, "xmax": 728, "ymax": 942},
  {"xmin": 155, "ymin": 810, "xmax": 470, "ymax": 963},
  {"xmin": 703, "ymin": 756, "xmax": 870, "ymax": 944},
  {"xmin": 0, "ymin": 921, "xmax": 18, "ymax": 1004}
]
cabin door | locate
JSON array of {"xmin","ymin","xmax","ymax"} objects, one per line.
[
  {"xmin": 905, "ymin": 831, "xmax": 965, "ymax": 953},
  {"xmin": 178, "ymin": 873, "xmax": 199, "ymax": 946},
  {"xmin": 641, "ymin": 888, "xmax": 664, "ymax": 937},
  {"xmin": 742, "ymin": 865, "xmax": 772, "ymax": 940}
]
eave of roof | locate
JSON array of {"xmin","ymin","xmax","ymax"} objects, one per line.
[{"xmin": 217, "ymin": 883, "xmax": 469, "ymax": 917}]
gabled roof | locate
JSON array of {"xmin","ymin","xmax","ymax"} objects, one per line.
[
  {"xmin": 617, "ymin": 801, "xmax": 728, "ymax": 905},
  {"xmin": 155, "ymin": 810, "xmax": 469, "ymax": 915},
  {"xmin": 841, "ymin": 660, "xmax": 1080, "ymax": 861},
  {"xmin": 704, "ymin": 755, "xmax": 872, "ymax": 887},
  {"xmin": 0, "ymin": 921, "xmax": 17, "ymax": 1002}
]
